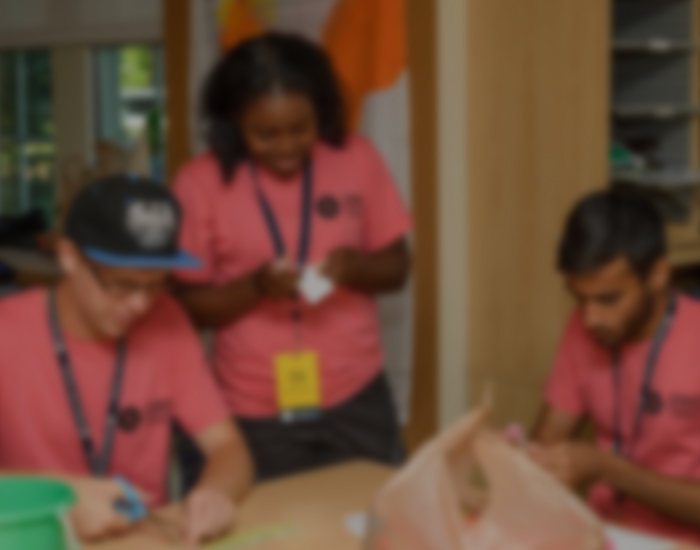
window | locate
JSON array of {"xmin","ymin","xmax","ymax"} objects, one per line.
[
  {"xmin": 0, "ymin": 44, "xmax": 165, "ymax": 228},
  {"xmin": 0, "ymin": 50, "xmax": 55, "ymax": 222},
  {"xmin": 94, "ymin": 44, "xmax": 166, "ymax": 181}
]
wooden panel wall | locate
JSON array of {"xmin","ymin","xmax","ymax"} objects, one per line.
[{"xmin": 466, "ymin": 0, "xmax": 610, "ymax": 427}]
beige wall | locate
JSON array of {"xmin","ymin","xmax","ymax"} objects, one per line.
[{"xmin": 436, "ymin": 0, "xmax": 469, "ymax": 427}]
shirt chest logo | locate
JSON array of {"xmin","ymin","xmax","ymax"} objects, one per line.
[
  {"xmin": 315, "ymin": 194, "xmax": 364, "ymax": 220},
  {"xmin": 316, "ymin": 195, "xmax": 340, "ymax": 219},
  {"xmin": 117, "ymin": 400, "xmax": 172, "ymax": 433},
  {"xmin": 641, "ymin": 388, "xmax": 664, "ymax": 415},
  {"xmin": 118, "ymin": 407, "xmax": 142, "ymax": 432}
]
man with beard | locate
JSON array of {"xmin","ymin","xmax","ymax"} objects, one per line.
[{"xmin": 531, "ymin": 190, "xmax": 700, "ymax": 544}]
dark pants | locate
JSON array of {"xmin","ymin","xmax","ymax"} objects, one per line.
[
  {"xmin": 175, "ymin": 372, "xmax": 405, "ymax": 488},
  {"xmin": 240, "ymin": 372, "xmax": 405, "ymax": 481}
]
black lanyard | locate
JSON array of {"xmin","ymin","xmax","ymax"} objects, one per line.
[
  {"xmin": 48, "ymin": 291, "xmax": 128, "ymax": 476},
  {"xmin": 611, "ymin": 295, "xmax": 676, "ymax": 459},
  {"xmin": 250, "ymin": 159, "xmax": 314, "ymax": 267}
]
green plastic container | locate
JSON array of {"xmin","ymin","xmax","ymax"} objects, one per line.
[{"xmin": 0, "ymin": 477, "xmax": 78, "ymax": 550}]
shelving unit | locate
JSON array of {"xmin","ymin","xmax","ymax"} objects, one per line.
[{"xmin": 611, "ymin": 0, "xmax": 700, "ymax": 267}]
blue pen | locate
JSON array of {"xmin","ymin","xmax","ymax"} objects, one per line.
[
  {"xmin": 113, "ymin": 476, "xmax": 183, "ymax": 542},
  {"xmin": 113, "ymin": 475, "xmax": 148, "ymax": 523}
]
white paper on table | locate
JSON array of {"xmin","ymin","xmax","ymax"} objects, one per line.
[
  {"xmin": 298, "ymin": 265, "xmax": 335, "ymax": 305},
  {"xmin": 604, "ymin": 526, "xmax": 675, "ymax": 550},
  {"xmin": 344, "ymin": 511, "xmax": 369, "ymax": 538}
]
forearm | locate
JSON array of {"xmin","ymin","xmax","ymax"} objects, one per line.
[
  {"xmin": 602, "ymin": 452, "xmax": 700, "ymax": 528},
  {"xmin": 173, "ymin": 274, "xmax": 262, "ymax": 329},
  {"xmin": 196, "ymin": 440, "xmax": 254, "ymax": 504},
  {"xmin": 345, "ymin": 241, "xmax": 410, "ymax": 294},
  {"xmin": 532, "ymin": 414, "xmax": 561, "ymax": 445},
  {"xmin": 531, "ymin": 405, "xmax": 583, "ymax": 445}
]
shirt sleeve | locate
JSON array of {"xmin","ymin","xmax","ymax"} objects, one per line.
[
  {"xmin": 172, "ymin": 158, "xmax": 219, "ymax": 284},
  {"xmin": 544, "ymin": 313, "xmax": 588, "ymax": 418},
  {"xmin": 356, "ymin": 137, "xmax": 413, "ymax": 252},
  {"xmin": 167, "ymin": 303, "xmax": 230, "ymax": 435}
]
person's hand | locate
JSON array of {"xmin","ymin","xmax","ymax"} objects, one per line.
[
  {"xmin": 182, "ymin": 487, "xmax": 236, "ymax": 548},
  {"xmin": 502, "ymin": 424, "xmax": 528, "ymax": 448},
  {"xmin": 69, "ymin": 477, "xmax": 150, "ymax": 541},
  {"xmin": 254, "ymin": 258, "xmax": 299, "ymax": 299},
  {"xmin": 528, "ymin": 441, "xmax": 606, "ymax": 489},
  {"xmin": 320, "ymin": 247, "xmax": 365, "ymax": 287}
]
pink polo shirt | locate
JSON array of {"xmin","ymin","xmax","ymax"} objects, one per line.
[
  {"xmin": 174, "ymin": 135, "xmax": 412, "ymax": 418},
  {"xmin": 546, "ymin": 294, "xmax": 700, "ymax": 544},
  {"xmin": 0, "ymin": 290, "xmax": 230, "ymax": 504}
]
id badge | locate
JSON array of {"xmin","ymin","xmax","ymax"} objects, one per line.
[{"xmin": 274, "ymin": 351, "xmax": 322, "ymax": 416}]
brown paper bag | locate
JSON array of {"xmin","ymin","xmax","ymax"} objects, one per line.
[{"xmin": 366, "ymin": 408, "xmax": 606, "ymax": 550}]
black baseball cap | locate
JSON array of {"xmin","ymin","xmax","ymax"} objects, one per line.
[{"xmin": 65, "ymin": 174, "xmax": 200, "ymax": 269}]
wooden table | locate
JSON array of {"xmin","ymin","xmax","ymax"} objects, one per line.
[
  {"xmin": 85, "ymin": 460, "xmax": 698, "ymax": 550},
  {"xmin": 87, "ymin": 461, "xmax": 393, "ymax": 550}
]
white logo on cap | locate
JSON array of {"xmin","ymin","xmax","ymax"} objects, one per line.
[{"xmin": 126, "ymin": 201, "xmax": 176, "ymax": 249}]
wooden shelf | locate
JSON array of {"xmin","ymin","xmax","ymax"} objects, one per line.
[
  {"xmin": 612, "ymin": 0, "xmax": 700, "ymax": 180},
  {"xmin": 612, "ymin": 104, "xmax": 700, "ymax": 119},
  {"xmin": 612, "ymin": 169, "xmax": 700, "ymax": 189},
  {"xmin": 667, "ymin": 188, "xmax": 700, "ymax": 267},
  {"xmin": 614, "ymin": 39, "xmax": 697, "ymax": 54}
]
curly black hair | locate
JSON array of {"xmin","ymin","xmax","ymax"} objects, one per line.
[{"xmin": 201, "ymin": 32, "xmax": 347, "ymax": 182}]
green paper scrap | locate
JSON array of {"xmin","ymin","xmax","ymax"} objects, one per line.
[{"xmin": 204, "ymin": 525, "xmax": 295, "ymax": 550}]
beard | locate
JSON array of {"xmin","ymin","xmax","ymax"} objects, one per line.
[{"xmin": 593, "ymin": 289, "xmax": 656, "ymax": 349}]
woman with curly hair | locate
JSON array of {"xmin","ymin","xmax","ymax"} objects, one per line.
[{"xmin": 173, "ymin": 32, "xmax": 412, "ymax": 481}]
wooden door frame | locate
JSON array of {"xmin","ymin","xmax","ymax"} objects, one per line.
[
  {"xmin": 404, "ymin": 0, "xmax": 438, "ymax": 449},
  {"xmin": 164, "ymin": 0, "xmax": 191, "ymax": 183}
]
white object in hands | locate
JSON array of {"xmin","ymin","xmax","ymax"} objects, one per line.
[
  {"xmin": 298, "ymin": 265, "xmax": 335, "ymax": 305},
  {"xmin": 344, "ymin": 512, "xmax": 369, "ymax": 538}
]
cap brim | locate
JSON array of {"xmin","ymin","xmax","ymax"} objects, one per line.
[{"xmin": 83, "ymin": 247, "xmax": 201, "ymax": 270}]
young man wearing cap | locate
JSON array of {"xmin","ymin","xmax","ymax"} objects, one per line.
[
  {"xmin": 531, "ymin": 190, "xmax": 700, "ymax": 543},
  {"xmin": 0, "ymin": 176, "xmax": 253, "ymax": 545}
]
